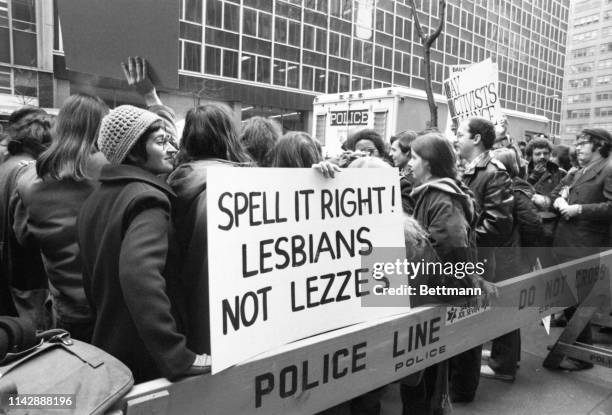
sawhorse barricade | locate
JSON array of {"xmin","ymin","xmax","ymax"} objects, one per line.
[
  {"xmin": 106, "ymin": 251, "xmax": 612, "ymax": 415},
  {"xmin": 544, "ymin": 253, "xmax": 612, "ymax": 369}
]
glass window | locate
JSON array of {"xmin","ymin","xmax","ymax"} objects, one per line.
[
  {"xmin": 315, "ymin": 68, "xmax": 326, "ymax": 92},
  {"xmin": 275, "ymin": 17, "xmax": 287, "ymax": 43},
  {"xmin": 11, "ymin": 0, "xmax": 35, "ymax": 23},
  {"xmin": 302, "ymin": 65, "xmax": 313, "ymax": 90},
  {"xmin": 12, "ymin": 30, "xmax": 36, "ymax": 66},
  {"xmin": 353, "ymin": 39, "xmax": 362, "ymax": 62},
  {"xmin": 204, "ymin": 46, "xmax": 221, "ymax": 75},
  {"xmin": 223, "ymin": 49, "xmax": 238, "ymax": 78},
  {"xmin": 241, "ymin": 53, "xmax": 256, "ymax": 81},
  {"xmin": 288, "ymin": 21, "xmax": 301, "ymax": 47},
  {"xmin": 13, "ymin": 68, "xmax": 37, "ymax": 97},
  {"xmin": 329, "ymin": 32, "xmax": 340, "ymax": 56},
  {"xmin": 183, "ymin": 42, "xmax": 201, "ymax": 72},
  {"xmin": 328, "ymin": 71, "xmax": 338, "ymax": 93},
  {"xmin": 259, "ymin": 13, "xmax": 272, "ymax": 39},
  {"xmin": 0, "ymin": 66, "xmax": 10, "ymax": 93},
  {"xmin": 303, "ymin": 25, "xmax": 314, "ymax": 50},
  {"xmin": 340, "ymin": 35, "xmax": 350, "ymax": 59},
  {"xmin": 287, "ymin": 63, "xmax": 299, "ymax": 88},
  {"xmin": 363, "ymin": 42, "xmax": 372, "ymax": 64},
  {"xmin": 184, "ymin": 0, "xmax": 202, "ymax": 23},
  {"xmin": 257, "ymin": 55, "xmax": 270, "ymax": 83},
  {"xmin": 339, "ymin": 73, "xmax": 349, "ymax": 92},
  {"xmin": 315, "ymin": 27, "xmax": 326, "ymax": 53},
  {"xmin": 375, "ymin": 46, "xmax": 382, "ymax": 67},
  {"xmin": 206, "ymin": 0, "xmax": 222, "ymax": 27},
  {"xmin": 273, "ymin": 60, "xmax": 286, "ymax": 86},
  {"xmin": 243, "ymin": 8, "xmax": 257, "ymax": 36}
]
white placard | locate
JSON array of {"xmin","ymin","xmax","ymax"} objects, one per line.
[
  {"xmin": 444, "ymin": 58, "xmax": 502, "ymax": 128},
  {"xmin": 207, "ymin": 167, "xmax": 406, "ymax": 373}
]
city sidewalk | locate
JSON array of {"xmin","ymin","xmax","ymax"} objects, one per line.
[{"xmin": 381, "ymin": 319, "xmax": 612, "ymax": 415}]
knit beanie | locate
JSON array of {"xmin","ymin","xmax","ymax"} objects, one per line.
[{"xmin": 97, "ymin": 105, "xmax": 161, "ymax": 164}]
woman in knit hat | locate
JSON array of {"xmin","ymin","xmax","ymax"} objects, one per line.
[
  {"xmin": 77, "ymin": 105, "xmax": 211, "ymax": 382},
  {"xmin": 12, "ymin": 94, "xmax": 108, "ymax": 342}
]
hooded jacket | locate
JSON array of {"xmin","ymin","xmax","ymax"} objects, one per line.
[
  {"xmin": 77, "ymin": 164, "xmax": 194, "ymax": 383},
  {"xmin": 410, "ymin": 178, "xmax": 480, "ymax": 299},
  {"xmin": 167, "ymin": 158, "xmax": 239, "ymax": 355},
  {"xmin": 411, "ymin": 177, "xmax": 478, "ymax": 266}
]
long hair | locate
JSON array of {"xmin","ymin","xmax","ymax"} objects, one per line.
[
  {"xmin": 411, "ymin": 132, "xmax": 458, "ymax": 180},
  {"xmin": 240, "ymin": 116, "xmax": 282, "ymax": 166},
  {"xmin": 268, "ymin": 132, "xmax": 322, "ymax": 167},
  {"xmin": 180, "ymin": 104, "xmax": 252, "ymax": 163},
  {"xmin": 36, "ymin": 94, "xmax": 108, "ymax": 180}
]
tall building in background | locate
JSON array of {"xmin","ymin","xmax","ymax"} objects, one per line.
[
  {"xmin": 560, "ymin": 0, "xmax": 612, "ymax": 145},
  {"xmin": 0, "ymin": 0, "xmax": 54, "ymax": 129},
  {"xmin": 2, "ymin": 0, "xmax": 569, "ymax": 140}
]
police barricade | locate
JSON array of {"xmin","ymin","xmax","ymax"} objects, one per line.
[{"xmin": 106, "ymin": 250, "xmax": 611, "ymax": 415}]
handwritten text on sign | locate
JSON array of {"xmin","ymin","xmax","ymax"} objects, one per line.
[
  {"xmin": 207, "ymin": 168, "xmax": 406, "ymax": 373},
  {"xmin": 444, "ymin": 58, "xmax": 502, "ymax": 128}
]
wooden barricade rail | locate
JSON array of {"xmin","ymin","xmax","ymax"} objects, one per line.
[{"xmin": 106, "ymin": 251, "xmax": 612, "ymax": 415}]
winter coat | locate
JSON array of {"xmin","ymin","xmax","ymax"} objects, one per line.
[
  {"xmin": 400, "ymin": 173, "xmax": 415, "ymax": 215},
  {"xmin": 166, "ymin": 158, "xmax": 238, "ymax": 355},
  {"xmin": 462, "ymin": 150, "xmax": 514, "ymax": 248},
  {"xmin": 410, "ymin": 178, "xmax": 479, "ymax": 301},
  {"xmin": 77, "ymin": 164, "xmax": 194, "ymax": 383},
  {"xmin": 527, "ymin": 160, "xmax": 566, "ymax": 198},
  {"xmin": 462, "ymin": 151, "xmax": 514, "ymax": 282},
  {"xmin": 551, "ymin": 156, "xmax": 612, "ymax": 262},
  {"xmin": 0, "ymin": 155, "xmax": 46, "ymax": 318},
  {"xmin": 11, "ymin": 152, "xmax": 107, "ymax": 325},
  {"xmin": 497, "ymin": 178, "xmax": 544, "ymax": 279}
]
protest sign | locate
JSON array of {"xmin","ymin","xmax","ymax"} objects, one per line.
[
  {"xmin": 57, "ymin": 0, "xmax": 179, "ymax": 89},
  {"xmin": 444, "ymin": 58, "xmax": 502, "ymax": 128},
  {"xmin": 206, "ymin": 168, "xmax": 406, "ymax": 373}
]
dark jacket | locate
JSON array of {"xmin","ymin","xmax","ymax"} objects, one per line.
[
  {"xmin": 411, "ymin": 178, "xmax": 478, "ymax": 265},
  {"xmin": 551, "ymin": 157, "xmax": 612, "ymax": 262},
  {"xmin": 462, "ymin": 150, "xmax": 514, "ymax": 248},
  {"xmin": 410, "ymin": 178, "xmax": 479, "ymax": 303},
  {"xmin": 0, "ymin": 155, "xmax": 46, "ymax": 318},
  {"xmin": 77, "ymin": 164, "xmax": 194, "ymax": 383},
  {"xmin": 497, "ymin": 178, "xmax": 544, "ymax": 279},
  {"xmin": 527, "ymin": 160, "xmax": 566, "ymax": 198},
  {"xmin": 12, "ymin": 152, "xmax": 107, "ymax": 325},
  {"xmin": 400, "ymin": 173, "xmax": 415, "ymax": 215},
  {"xmin": 166, "ymin": 158, "xmax": 238, "ymax": 355}
]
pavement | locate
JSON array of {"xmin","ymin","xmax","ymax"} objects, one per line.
[{"xmin": 380, "ymin": 318, "xmax": 612, "ymax": 415}]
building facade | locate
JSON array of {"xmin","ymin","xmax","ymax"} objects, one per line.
[
  {"xmin": 0, "ymin": 0, "xmax": 54, "ymax": 129},
  {"xmin": 560, "ymin": 0, "xmax": 612, "ymax": 145},
  {"xmin": 1, "ymin": 0, "xmax": 569, "ymax": 140}
]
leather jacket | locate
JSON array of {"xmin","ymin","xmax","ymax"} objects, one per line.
[{"xmin": 462, "ymin": 150, "xmax": 514, "ymax": 248}]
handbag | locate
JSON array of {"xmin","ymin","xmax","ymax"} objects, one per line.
[{"xmin": 0, "ymin": 325, "xmax": 133, "ymax": 415}]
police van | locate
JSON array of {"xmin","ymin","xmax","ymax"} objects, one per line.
[{"xmin": 312, "ymin": 87, "xmax": 550, "ymax": 157}]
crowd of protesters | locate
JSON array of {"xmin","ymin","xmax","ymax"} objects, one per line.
[{"xmin": 2, "ymin": 57, "xmax": 612, "ymax": 414}]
